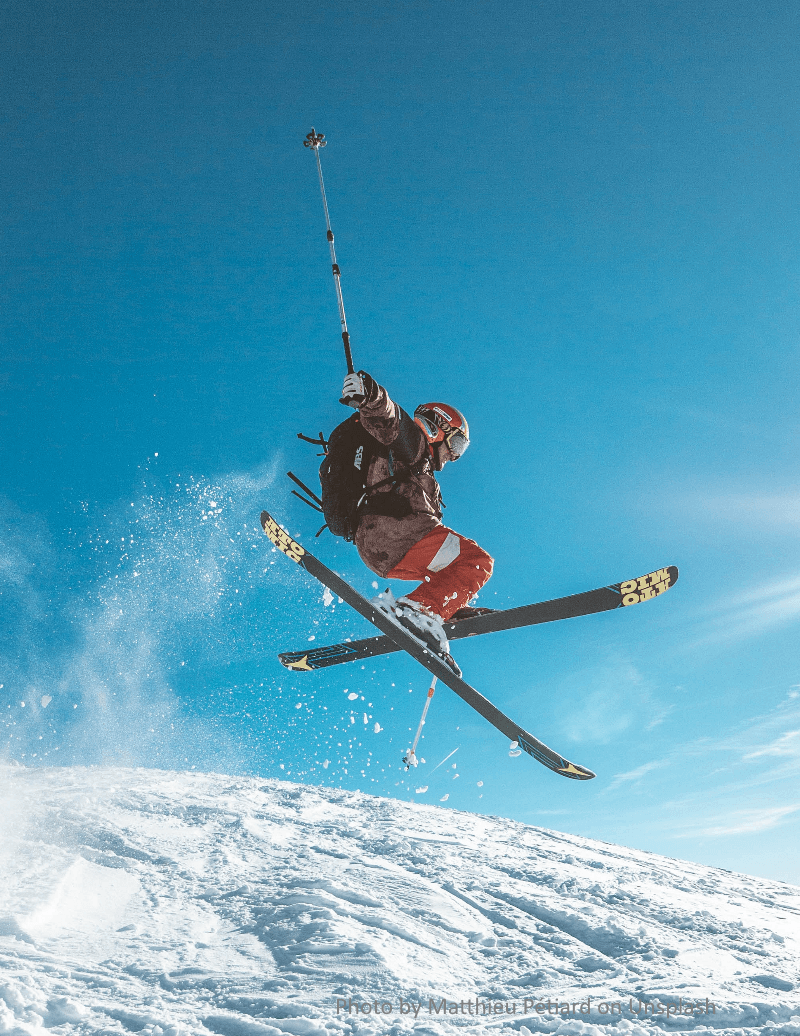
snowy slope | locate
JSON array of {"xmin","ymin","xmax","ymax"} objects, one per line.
[{"xmin": 0, "ymin": 766, "xmax": 798, "ymax": 1036}]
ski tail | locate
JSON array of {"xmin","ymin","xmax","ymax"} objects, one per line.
[{"xmin": 518, "ymin": 736, "xmax": 595, "ymax": 779}]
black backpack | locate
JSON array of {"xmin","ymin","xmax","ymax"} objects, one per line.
[
  {"xmin": 318, "ymin": 413, "xmax": 425, "ymax": 541},
  {"xmin": 317, "ymin": 414, "xmax": 376, "ymax": 540}
]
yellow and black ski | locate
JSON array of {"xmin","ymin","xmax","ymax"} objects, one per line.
[
  {"xmin": 261, "ymin": 509, "xmax": 599, "ymax": 780},
  {"xmin": 279, "ymin": 567, "xmax": 679, "ymax": 672}
]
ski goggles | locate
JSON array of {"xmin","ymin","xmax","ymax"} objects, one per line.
[{"xmin": 443, "ymin": 425, "xmax": 469, "ymax": 459}]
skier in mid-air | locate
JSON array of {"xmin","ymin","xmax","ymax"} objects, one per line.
[
  {"xmin": 261, "ymin": 130, "xmax": 670, "ymax": 780},
  {"xmin": 341, "ymin": 370, "xmax": 493, "ymax": 675}
]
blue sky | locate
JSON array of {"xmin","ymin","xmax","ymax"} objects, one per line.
[{"xmin": 2, "ymin": 0, "xmax": 800, "ymax": 884}]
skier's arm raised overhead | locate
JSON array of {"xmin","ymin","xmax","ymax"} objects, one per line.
[{"xmin": 341, "ymin": 371, "xmax": 426, "ymax": 466}]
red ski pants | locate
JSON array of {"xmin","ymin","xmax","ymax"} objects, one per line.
[{"xmin": 386, "ymin": 526, "xmax": 493, "ymax": 621}]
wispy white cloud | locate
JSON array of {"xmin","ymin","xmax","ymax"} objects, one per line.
[
  {"xmin": 687, "ymin": 492, "xmax": 800, "ymax": 529},
  {"xmin": 630, "ymin": 695, "xmax": 800, "ymax": 843},
  {"xmin": 744, "ymin": 729, "xmax": 800, "ymax": 760},
  {"xmin": 665, "ymin": 488, "xmax": 800, "ymax": 644},
  {"xmin": 714, "ymin": 694, "xmax": 800, "ymax": 752},
  {"xmin": 692, "ymin": 572, "xmax": 800, "ymax": 643},
  {"xmin": 733, "ymin": 576, "xmax": 800, "ymax": 606},
  {"xmin": 605, "ymin": 760, "xmax": 666, "ymax": 793},
  {"xmin": 557, "ymin": 658, "xmax": 666, "ymax": 745},
  {"xmin": 694, "ymin": 804, "xmax": 800, "ymax": 838}
]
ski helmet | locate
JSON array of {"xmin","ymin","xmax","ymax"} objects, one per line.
[{"xmin": 413, "ymin": 402, "xmax": 470, "ymax": 459}]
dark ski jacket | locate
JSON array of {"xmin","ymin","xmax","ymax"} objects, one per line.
[{"xmin": 354, "ymin": 372, "xmax": 444, "ymax": 577}]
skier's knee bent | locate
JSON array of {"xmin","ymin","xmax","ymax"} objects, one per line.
[{"xmin": 387, "ymin": 526, "xmax": 493, "ymax": 622}]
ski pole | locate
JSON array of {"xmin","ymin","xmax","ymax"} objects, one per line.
[
  {"xmin": 303, "ymin": 128, "xmax": 363, "ymax": 406},
  {"xmin": 404, "ymin": 677, "xmax": 437, "ymax": 769}
]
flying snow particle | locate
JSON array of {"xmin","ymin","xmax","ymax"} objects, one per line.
[
  {"xmin": 415, "ymin": 786, "xmax": 428, "ymax": 794},
  {"xmin": 373, "ymin": 722, "xmax": 382, "ymax": 733},
  {"xmin": 322, "ymin": 760, "xmax": 330, "ymax": 769},
  {"xmin": 440, "ymin": 793, "xmax": 449, "ymax": 802},
  {"xmin": 347, "ymin": 692, "xmax": 359, "ymax": 701},
  {"xmin": 372, "ymin": 581, "xmax": 379, "ymax": 589},
  {"xmin": 322, "ymin": 587, "xmax": 334, "ymax": 607},
  {"xmin": 41, "ymin": 696, "xmax": 52, "ymax": 709},
  {"xmin": 477, "ymin": 780, "xmax": 483, "ymax": 787}
]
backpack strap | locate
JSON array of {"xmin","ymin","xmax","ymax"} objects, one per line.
[{"xmin": 356, "ymin": 449, "xmax": 431, "ymax": 510}]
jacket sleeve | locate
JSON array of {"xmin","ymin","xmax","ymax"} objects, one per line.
[{"xmin": 357, "ymin": 371, "xmax": 428, "ymax": 466}]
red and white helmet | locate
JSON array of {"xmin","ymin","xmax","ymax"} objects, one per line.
[{"xmin": 413, "ymin": 402, "xmax": 470, "ymax": 459}]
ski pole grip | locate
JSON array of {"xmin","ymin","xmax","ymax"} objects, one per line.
[{"xmin": 342, "ymin": 331, "xmax": 355, "ymax": 375}]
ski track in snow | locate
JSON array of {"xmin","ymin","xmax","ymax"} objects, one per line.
[{"xmin": 0, "ymin": 767, "xmax": 798, "ymax": 1036}]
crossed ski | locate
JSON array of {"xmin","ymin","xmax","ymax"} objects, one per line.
[
  {"xmin": 261, "ymin": 509, "xmax": 678, "ymax": 780},
  {"xmin": 279, "ymin": 565, "xmax": 678, "ymax": 672}
]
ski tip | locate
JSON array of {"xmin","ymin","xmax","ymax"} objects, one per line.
[
  {"xmin": 279, "ymin": 653, "xmax": 315, "ymax": 671},
  {"xmin": 618, "ymin": 565, "xmax": 678, "ymax": 607},
  {"xmin": 517, "ymin": 734, "xmax": 596, "ymax": 779},
  {"xmin": 261, "ymin": 511, "xmax": 306, "ymax": 564},
  {"xmin": 558, "ymin": 760, "xmax": 596, "ymax": 780}
]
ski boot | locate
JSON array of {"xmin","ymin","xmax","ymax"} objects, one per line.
[
  {"xmin": 370, "ymin": 591, "xmax": 462, "ymax": 677},
  {"xmin": 394, "ymin": 597, "xmax": 462, "ymax": 677}
]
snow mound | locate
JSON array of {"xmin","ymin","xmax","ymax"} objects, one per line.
[{"xmin": 0, "ymin": 765, "xmax": 798, "ymax": 1035}]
